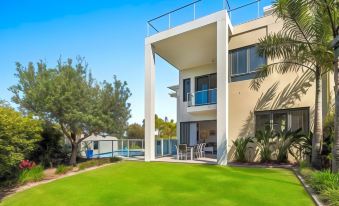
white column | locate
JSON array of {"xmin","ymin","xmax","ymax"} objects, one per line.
[
  {"xmin": 145, "ymin": 43, "xmax": 156, "ymax": 161},
  {"xmin": 216, "ymin": 14, "xmax": 229, "ymax": 165}
]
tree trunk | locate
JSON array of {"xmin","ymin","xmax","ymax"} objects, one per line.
[
  {"xmin": 70, "ymin": 143, "xmax": 78, "ymax": 165},
  {"xmin": 312, "ymin": 72, "xmax": 323, "ymax": 169},
  {"xmin": 69, "ymin": 132, "xmax": 78, "ymax": 165},
  {"xmin": 333, "ymin": 53, "xmax": 339, "ymax": 173}
]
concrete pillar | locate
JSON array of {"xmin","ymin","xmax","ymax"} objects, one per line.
[
  {"xmin": 216, "ymin": 14, "xmax": 229, "ymax": 165},
  {"xmin": 145, "ymin": 43, "xmax": 156, "ymax": 161}
]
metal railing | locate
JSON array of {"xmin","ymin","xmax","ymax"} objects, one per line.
[
  {"xmin": 155, "ymin": 139, "xmax": 178, "ymax": 157},
  {"xmin": 81, "ymin": 139, "xmax": 145, "ymax": 158},
  {"xmin": 81, "ymin": 138, "xmax": 178, "ymax": 159},
  {"xmin": 147, "ymin": 0, "xmax": 262, "ymax": 36},
  {"xmin": 188, "ymin": 88, "xmax": 217, "ymax": 107}
]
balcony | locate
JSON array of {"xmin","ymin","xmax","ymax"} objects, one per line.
[
  {"xmin": 146, "ymin": 0, "xmax": 263, "ymax": 36},
  {"xmin": 187, "ymin": 88, "xmax": 217, "ymax": 113}
]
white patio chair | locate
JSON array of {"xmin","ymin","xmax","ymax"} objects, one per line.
[
  {"xmin": 177, "ymin": 144, "xmax": 188, "ymax": 160},
  {"xmin": 201, "ymin": 143, "xmax": 206, "ymax": 158}
]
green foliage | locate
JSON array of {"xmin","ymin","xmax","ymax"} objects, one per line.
[
  {"xmin": 299, "ymin": 166, "xmax": 339, "ymax": 206},
  {"xmin": 233, "ymin": 137, "xmax": 254, "ymax": 162},
  {"xmin": 293, "ymin": 132, "xmax": 313, "ymax": 161},
  {"xmin": 309, "ymin": 170, "xmax": 339, "ymax": 192},
  {"xmin": 77, "ymin": 157, "xmax": 121, "ymax": 170},
  {"xmin": 30, "ymin": 123, "xmax": 67, "ymax": 168},
  {"xmin": 10, "ymin": 58, "xmax": 131, "ymax": 164},
  {"xmin": 127, "ymin": 123, "xmax": 144, "ymax": 139},
  {"xmin": 55, "ymin": 165, "xmax": 73, "ymax": 175},
  {"xmin": 255, "ymin": 127, "xmax": 276, "ymax": 162},
  {"xmin": 276, "ymin": 129, "xmax": 303, "ymax": 162},
  {"xmin": 154, "ymin": 115, "xmax": 176, "ymax": 138},
  {"xmin": 0, "ymin": 106, "xmax": 42, "ymax": 182},
  {"xmin": 320, "ymin": 188, "xmax": 339, "ymax": 206},
  {"xmin": 18, "ymin": 165, "xmax": 44, "ymax": 184}
]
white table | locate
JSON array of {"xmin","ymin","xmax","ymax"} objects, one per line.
[{"xmin": 204, "ymin": 146, "xmax": 213, "ymax": 154}]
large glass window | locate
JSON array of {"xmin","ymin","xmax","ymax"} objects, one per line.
[
  {"xmin": 255, "ymin": 113, "xmax": 271, "ymax": 131},
  {"xmin": 194, "ymin": 73, "xmax": 217, "ymax": 106},
  {"xmin": 249, "ymin": 46, "xmax": 265, "ymax": 72},
  {"xmin": 229, "ymin": 45, "xmax": 266, "ymax": 76},
  {"xmin": 183, "ymin": 78, "xmax": 190, "ymax": 102},
  {"xmin": 255, "ymin": 108, "xmax": 309, "ymax": 133}
]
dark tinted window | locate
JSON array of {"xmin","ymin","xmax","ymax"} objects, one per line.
[{"xmin": 183, "ymin": 78, "xmax": 190, "ymax": 102}]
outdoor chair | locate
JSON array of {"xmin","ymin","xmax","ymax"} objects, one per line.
[
  {"xmin": 176, "ymin": 144, "xmax": 188, "ymax": 160},
  {"xmin": 193, "ymin": 144, "xmax": 200, "ymax": 158},
  {"xmin": 201, "ymin": 143, "xmax": 206, "ymax": 158}
]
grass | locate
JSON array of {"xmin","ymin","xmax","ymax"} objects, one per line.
[
  {"xmin": 17, "ymin": 165, "xmax": 44, "ymax": 185},
  {"xmin": 1, "ymin": 161, "xmax": 314, "ymax": 206}
]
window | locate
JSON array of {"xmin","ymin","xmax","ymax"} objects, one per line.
[
  {"xmin": 183, "ymin": 78, "xmax": 190, "ymax": 102},
  {"xmin": 255, "ymin": 108, "xmax": 309, "ymax": 133},
  {"xmin": 93, "ymin": 141, "xmax": 99, "ymax": 150},
  {"xmin": 229, "ymin": 45, "xmax": 266, "ymax": 76},
  {"xmin": 195, "ymin": 73, "xmax": 217, "ymax": 106}
]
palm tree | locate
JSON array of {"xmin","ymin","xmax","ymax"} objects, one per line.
[
  {"xmin": 312, "ymin": 0, "xmax": 339, "ymax": 173},
  {"xmin": 250, "ymin": 0, "xmax": 333, "ymax": 169}
]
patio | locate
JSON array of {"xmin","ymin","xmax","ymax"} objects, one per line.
[{"xmin": 155, "ymin": 155, "xmax": 217, "ymax": 164}]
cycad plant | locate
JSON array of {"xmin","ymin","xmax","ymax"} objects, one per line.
[
  {"xmin": 233, "ymin": 136, "xmax": 254, "ymax": 162},
  {"xmin": 293, "ymin": 131, "xmax": 313, "ymax": 162},
  {"xmin": 276, "ymin": 129, "xmax": 303, "ymax": 162},
  {"xmin": 250, "ymin": 0, "xmax": 333, "ymax": 168},
  {"xmin": 255, "ymin": 126, "xmax": 277, "ymax": 163}
]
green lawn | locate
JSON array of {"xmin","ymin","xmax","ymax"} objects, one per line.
[{"xmin": 1, "ymin": 161, "xmax": 314, "ymax": 206}]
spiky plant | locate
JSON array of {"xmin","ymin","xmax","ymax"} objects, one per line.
[
  {"xmin": 250, "ymin": 0, "xmax": 333, "ymax": 168},
  {"xmin": 276, "ymin": 129, "xmax": 303, "ymax": 162},
  {"xmin": 255, "ymin": 127, "xmax": 277, "ymax": 163},
  {"xmin": 233, "ymin": 136, "xmax": 254, "ymax": 162}
]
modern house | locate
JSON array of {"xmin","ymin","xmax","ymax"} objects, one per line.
[{"xmin": 144, "ymin": 1, "xmax": 333, "ymax": 165}]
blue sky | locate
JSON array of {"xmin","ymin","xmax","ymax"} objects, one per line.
[{"xmin": 0, "ymin": 0, "xmax": 272, "ymax": 124}]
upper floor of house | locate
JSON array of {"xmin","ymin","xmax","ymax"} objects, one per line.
[{"xmin": 146, "ymin": 1, "xmax": 283, "ymax": 116}]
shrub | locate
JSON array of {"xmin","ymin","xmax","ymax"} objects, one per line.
[
  {"xmin": 18, "ymin": 165, "xmax": 44, "ymax": 184},
  {"xmin": 320, "ymin": 188, "xmax": 339, "ymax": 206},
  {"xmin": 299, "ymin": 167, "xmax": 314, "ymax": 180},
  {"xmin": 0, "ymin": 106, "xmax": 42, "ymax": 183},
  {"xmin": 276, "ymin": 129, "xmax": 303, "ymax": 162},
  {"xmin": 30, "ymin": 123, "xmax": 68, "ymax": 168},
  {"xmin": 19, "ymin": 160, "xmax": 36, "ymax": 170},
  {"xmin": 255, "ymin": 127, "xmax": 276, "ymax": 162},
  {"xmin": 233, "ymin": 137, "xmax": 253, "ymax": 162},
  {"xmin": 55, "ymin": 165, "xmax": 73, "ymax": 175},
  {"xmin": 309, "ymin": 170, "xmax": 339, "ymax": 192}
]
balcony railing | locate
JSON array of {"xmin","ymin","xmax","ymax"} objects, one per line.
[
  {"xmin": 188, "ymin": 88, "xmax": 217, "ymax": 107},
  {"xmin": 147, "ymin": 0, "xmax": 262, "ymax": 36}
]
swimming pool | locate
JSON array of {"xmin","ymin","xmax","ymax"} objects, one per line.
[{"xmin": 92, "ymin": 150, "xmax": 145, "ymax": 158}]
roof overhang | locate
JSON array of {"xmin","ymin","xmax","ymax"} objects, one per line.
[{"xmin": 145, "ymin": 10, "xmax": 233, "ymax": 70}]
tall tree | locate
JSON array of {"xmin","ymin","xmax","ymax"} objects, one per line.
[
  {"xmin": 127, "ymin": 123, "xmax": 144, "ymax": 139},
  {"xmin": 250, "ymin": 0, "xmax": 333, "ymax": 168},
  {"xmin": 10, "ymin": 58, "xmax": 131, "ymax": 165},
  {"xmin": 314, "ymin": 0, "xmax": 339, "ymax": 173}
]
